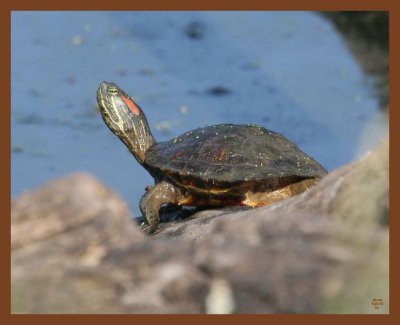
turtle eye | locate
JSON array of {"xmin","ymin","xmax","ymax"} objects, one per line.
[{"xmin": 108, "ymin": 87, "xmax": 118, "ymax": 95}]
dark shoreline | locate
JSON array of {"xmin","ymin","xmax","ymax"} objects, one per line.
[{"xmin": 320, "ymin": 12, "xmax": 389, "ymax": 109}]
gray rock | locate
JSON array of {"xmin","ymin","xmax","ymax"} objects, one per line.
[{"xmin": 12, "ymin": 138, "xmax": 388, "ymax": 313}]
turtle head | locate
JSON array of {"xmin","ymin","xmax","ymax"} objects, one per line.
[{"xmin": 97, "ymin": 81, "xmax": 155, "ymax": 164}]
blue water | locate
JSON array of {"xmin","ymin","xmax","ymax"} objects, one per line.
[{"xmin": 11, "ymin": 11, "xmax": 387, "ymax": 216}]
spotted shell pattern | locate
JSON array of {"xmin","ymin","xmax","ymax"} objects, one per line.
[{"xmin": 145, "ymin": 124, "xmax": 327, "ymax": 191}]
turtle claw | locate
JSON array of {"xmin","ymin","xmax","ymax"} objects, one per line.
[
  {"xmin": 139, "ymin": 222, "xmax": 151, "ymax": 233},
  {"xmin": 139, "ymin": 221, "xmax": 158, "ymax": 234}
]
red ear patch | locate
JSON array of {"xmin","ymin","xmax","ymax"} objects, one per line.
[{"xmin": 121, "ymin": 95, "xmax": 141, "ymax": 116}]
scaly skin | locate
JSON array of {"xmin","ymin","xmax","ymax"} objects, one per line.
[
  {"xmin": 139, "ymin": 181, "xmax": 183, "ymax": 233},
  {"xmin": 97, "ymin": 81, "xmax": 326, "ymax": 234},
  {"xmin": 97, "ymin": 81, "xmax": 155, "ymax": 164},
  {"xmin": 97, "ymin": 81, "xmax": 182, "ymax": 233}
]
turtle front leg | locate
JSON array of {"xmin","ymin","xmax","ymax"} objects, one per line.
[{"xmin": 139, "ymin": 180, "xmax": 183, "ymax": 234}]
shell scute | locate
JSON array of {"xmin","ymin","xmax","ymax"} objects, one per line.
[{"xmin": 145, "ymin": 124, "xmax": 327, "ymax": 190}]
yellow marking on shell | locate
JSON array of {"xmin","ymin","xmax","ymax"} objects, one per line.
[
  {"xmin": 242, "ymin": 178, "xmax": 321, "ymax": 207},
  {"xmin": 241, "ymin": 196, "xmax": 260, "ymax": 207},
  {"xmin": 242, "ymin": 189, "xmax": 288, "ymax": 207},
  {"xmin": 174, "ymin": 180, "xmax": 232, "ymax": 196},
  {"xmin": 177, "ymin": 194, "xmax": 194, "ymax": 205}
]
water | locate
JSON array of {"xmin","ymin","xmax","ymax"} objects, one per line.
[{"xmin": 11, "ymin": 11, "xmax": 388, "ymax": 216}]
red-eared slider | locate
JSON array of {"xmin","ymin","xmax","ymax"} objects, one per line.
[{"xmin": 97, "ymin": 81, "xmax": 327, "ymax": 233}]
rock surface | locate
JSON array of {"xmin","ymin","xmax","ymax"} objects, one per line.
[{"xmin": 11, "ymin": 138, "xmax": 389, "ymax": 313}]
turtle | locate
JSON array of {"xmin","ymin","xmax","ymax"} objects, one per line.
[{"xmin": 97, "ymin": 81, "xmax": 327, "ymax": 233}]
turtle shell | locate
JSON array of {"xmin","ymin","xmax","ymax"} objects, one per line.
[{"xmin": 144, "ymin": 124, "xmax": 327, "ymax": 194}]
